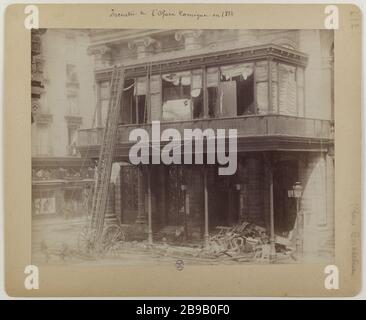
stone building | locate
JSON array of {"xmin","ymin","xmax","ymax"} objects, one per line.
[
  {"xmin": 77, "ymin": 29, "xmax": 334, "ymax": 261},
  {"xmin": 31, "ymin": 29, "xmax": 96, "ymax": 220}
]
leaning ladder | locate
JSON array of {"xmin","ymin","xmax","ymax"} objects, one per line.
[{"xmin": 90, "ymin": 66, "xmax": 125, "ymax": 246}]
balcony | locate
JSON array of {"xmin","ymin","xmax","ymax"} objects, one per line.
[{"xmin": 77, "ymin": 115, "xmax": 334, "ymax": 159}]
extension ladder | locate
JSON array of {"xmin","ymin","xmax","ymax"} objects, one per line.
[{"xmin": 90, "ymin": 66, "xmax": 125, "ymax": 246}]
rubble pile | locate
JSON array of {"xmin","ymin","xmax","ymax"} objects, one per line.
[
  {"xmin": 205, "ymin": 222, "xmax": 296, "ymax": 262},
  {"xmin": 97, "ymin": 221, "xmax": 296, "ymax": 262},
  {"xmin": 203, "ymin": 222, "xmax": 269, "ymax": 261}
]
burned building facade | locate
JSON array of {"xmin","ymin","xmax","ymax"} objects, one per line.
[{"xmin": 78, "ymin": 29, "xmax": 334, "ymax": 261}]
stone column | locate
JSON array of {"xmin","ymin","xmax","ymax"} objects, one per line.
[
  {"xmin": 87, "ymin": 44, "xmax": 112, "ymax": 71},
  {"xmin": 268, "ymin": 165, "xmax": 276, "ymax": 261},
  {"xmin": 147, "ymin": 168, "xmax": 153, "ymax": 244},
  {"xmin": 203, "ymin": 167, "xmax": 209, "ymax": 247},
  {"xmin": 160, "ymin": 165, "xmax": 167, "ymax": 225},
  {"xmin": 321, "ymin": 55, "xmax": 334, "ymax": 120},
  {"xmin": 300, "ymin": 153, "xmax": 330, "ymax": 261},
  {"xmin": 298, "ymin": 30, "xmax": 323, "ymax": 118},
  {"xmin": 325, "ymin": 153, "xmax": 335, "ymax": 257},
  {"xmin": 135, "ymin": 167, "xmax": 146, "ymax": 224},
  {"xmin": 262, "ymin": 153, "xmax": 276, "ymax": 262},
  {"xmin": 128, "ymin": 37, "xmax": 159, "ymax": 59},
  {"xmin": 175, "ymin": 30, "xmax": 203, "ymax": 50}
]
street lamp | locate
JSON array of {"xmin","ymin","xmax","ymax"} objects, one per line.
[
  {"xmin": 293, "ymin": 182, "xmax": 303, "ymax": 199},
  {"xmin": 288, "ymin": 181, "xmax": 303, "ymax": 258}
]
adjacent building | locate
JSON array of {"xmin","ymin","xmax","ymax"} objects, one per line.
[{"xmin": 31, "ymin": 29, "xmax": 96, "ymax": 220}]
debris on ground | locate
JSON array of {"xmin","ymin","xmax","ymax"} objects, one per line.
[
  {"xmin": 204, "ymin": 222, "xmax": 265, "ymax": 261},
  {"xmin": 37, "ymin": 219, "xmax": 296, "ymax": 264},
  {"xmin": 204, "ymin": 221, "xmax": 296, "ymax": 262}
]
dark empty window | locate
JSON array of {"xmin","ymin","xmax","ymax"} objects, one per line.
[
  {"xmin": 120, "ymin": 79, "xmax": 134, "ymax": 124},
  {"xmin": 66, "ymin": 64, "xmax": 78, "ymax": 83},
  {"xmin": 120, "ymin": 78, "xmax": 147, "ymax": 124},
  {"xmin": 162, "ymin": 76, "xmax": 191, "ymax": 102},
  {"xmin": 220, "ymin": 64, "xmax": 255, "ymax": 116},
  {"xmin": 136, "ymin": 95, "xmax": 147, "ymax": 124},
  {"xmin": 161, "ymin": 71, "xmax": 203, "ymax": 121},
  {"xmin": 208, "ymin": 87, "xmax": 219, "ymax": 118}
]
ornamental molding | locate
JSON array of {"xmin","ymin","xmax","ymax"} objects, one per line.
[
  {"xmin": 174, "ymin": 30, "xmax": 203, "ymax": 42},
  {"xmin": 128, "ymin": 36, "xmax": 158, "ymax": 50},
  {"xmin": 34, "ymin": 112, "xmax": 53, "ymax": 125},
  {"xmin": 94, "ymin": 44, "xmax": 308, "ymax": 81},
  {"xmin": 87, "ymin": 44, "xmax": 112, "ymax": 56},
  {"xmin": 65, "ymin": 115, "xmax": 82, "ymax": 126}
]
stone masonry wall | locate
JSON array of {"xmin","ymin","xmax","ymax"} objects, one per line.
[{"xmin": 300, "ymin": 153, "xmax": 334, "ymax": 261}]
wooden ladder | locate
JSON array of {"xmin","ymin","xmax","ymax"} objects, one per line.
[{"xmin": 90, "ymin": 66, "xmax": 125, "ymax": 246}]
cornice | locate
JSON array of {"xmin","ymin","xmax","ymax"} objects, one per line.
[{"xmin": 94, "ymin": 44, "xmax": 308, "ymax": 81}]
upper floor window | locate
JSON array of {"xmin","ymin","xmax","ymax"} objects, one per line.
[
  {"xmin": 115, "ymin": 46, "xmax": 307, "ymax": 125},
  {"xmin": 36, "ymin": 124, "xmax": 51, "ymax": 156},
  {"xmin": 67, "ymin": 93, "xmax": 79, "ymax": 115},
  {"xmin": 119, "ymin": 78, "xmax": 147, "ymax": 125},
  {"xmin": 162, "ymin": 70, "xmax": 203, "ymax": 121},
  {"xmin": 67, "ymin": 126, "xmax": 78, "ymax": 156},
  {"xmin": 66, "ymin": 64, "xmax": 78, "ymax": 83},
  {"xmin": 98, "ymin": 80, "xmax": 110, "ymax": 126},
  {"xmin": 205, "ymin": 64, "xmax": 256, "ymax": 118}
]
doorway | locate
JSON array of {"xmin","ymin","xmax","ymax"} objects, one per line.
[
  {"xmin": 273, "ymin": 160, "xmax": 298, "ymax": 235},
  {"xmin": 209, "ymin": 173, "xmax": 239, "ymax": 229}
]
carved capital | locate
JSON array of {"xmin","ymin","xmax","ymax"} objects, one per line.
[
  {"xmin": 175, "ymin": 30, "xmax": 203, "ymax": 42},
  {"xmin": 87, "ymin": 44, "xmax": 112, "ymax": 56},
  {"xmin": 175, "ymin": 30, "xmax": 203, "ymax": 50},
  {"xmin": 128, "ymin": 37, "xmax": 159, "ymax": 58},
  {"xmin": 87, "ymin": 44, "xmax": 113, "ymax": 70}
]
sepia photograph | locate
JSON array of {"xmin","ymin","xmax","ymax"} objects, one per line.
[
  {"xmin": 30, "ymin": 28, "xmax": 335, "ymax": 266},
  {"xmin": 4, "ymin": 2, "xmax": 362, "ymax": 298}
]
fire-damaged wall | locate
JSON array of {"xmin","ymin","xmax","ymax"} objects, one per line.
[
  {"xmin": 300, "ymin": 153, "xmax": 335, "ymax": 261},
  {"xmin": 237, "ymin": 156, "xmax": 267, "ymax": 226},
  {"xmin": 112, "ymin": 150, "xmax": 333, "ymax": 261}
]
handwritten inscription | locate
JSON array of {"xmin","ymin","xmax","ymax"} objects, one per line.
[
  {"xmin": 349, "ymin": 10, "xmax": 361, "ymax": 31},
  {"xmin": 351, "ymin": 204, "xmax": 360, "ymax": 275},
  {"xmin": 109, "ymin": 8, "xmax": 234, "ymax": 20}
]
